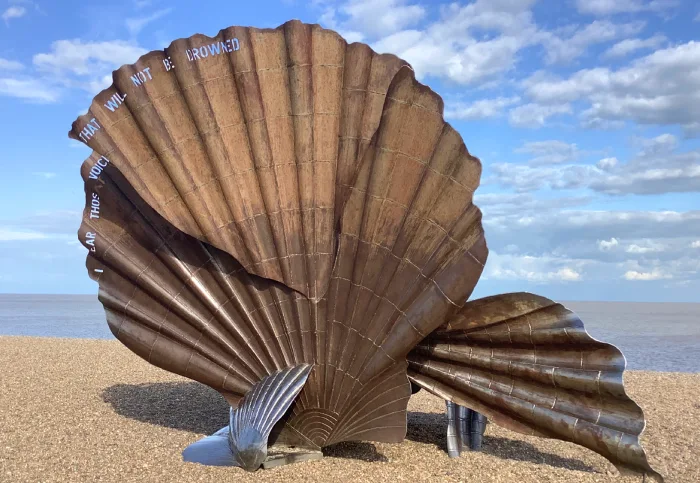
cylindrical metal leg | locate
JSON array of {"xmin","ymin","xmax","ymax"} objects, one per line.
[
  {"xmin": 445, "ymin": 401, "xmax": 460, "ymax": 458},
  {"xmin": 456, "ymin": 405, "xmax": 470, "ymax": 451},
  {"xmin": 469, "ymin": 410, "xmax": 487, "ymax": 450}
]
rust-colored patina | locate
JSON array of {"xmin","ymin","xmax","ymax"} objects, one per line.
[{"xmin": 70, "ymin": 19, "xmax": 660, "ymax": 479}]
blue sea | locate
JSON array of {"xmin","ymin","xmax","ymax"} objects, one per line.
[{"xmin": 0, "ymin": 294, "xmax": 698, "ymax": 372}]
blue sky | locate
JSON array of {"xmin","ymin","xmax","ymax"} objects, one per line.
[{"xmin": 0, "ymin": 0, "xmax": 699, "ymax": 302}]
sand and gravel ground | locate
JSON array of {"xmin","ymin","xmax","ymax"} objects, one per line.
[{"xmin": 1, "ymin": 336, "xmax": 698, "ymax": 482}]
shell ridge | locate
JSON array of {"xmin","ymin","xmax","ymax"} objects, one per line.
[
  {"xmin": 75, "ymin": 107, "xmax": 167, "ymax": 220},
  {"xmin": 325, "ymin": 361, "xmax": 409, "ymax": 444},
  {"xmin": 76, "ymin": 19, "xmax": 498, "ymax": 453},
  {"xmin": 333, "ymin": 125, "xmax": 450, "ymax": 412},
  {"xmin": 234, "ymin": 28, "xmax": 298, "ymax": 369},
  {"xmin": 89, "ymin": 240, "xmax": 262, "ymax": 393},
  {"xmin": 87, "ymin": 159, "xmax": 291, "ymax": 390},
  {"xmin": 287, "ymin": 22, "xmax": 316, "ymax": 304},
  {"xmin": 217, "ymin": 269, "xmax": 287, "ymax": 371},
  {"xmin": 110, "ymin": 61, "xmax": 226, "ymax": 251},
  {"xmin": 281, "ymin": 21, "xmax": 312, "ymax": 364},
  {"xmin": 120, "ymin": 60, "xmax": 222, "ymax": 235},
  {"xmin": 97, "ymin": 166, "xmax": 271, "ymax": 381},
  {"xmin": 168, "ymin": 33, "xmax": 262, "ymax": 275},
  {"xmin": 89, "ymin": 166, "xmax": 269, "ymax": 383},
  {"xmin": 320, "ymin": 39, "xmax": 360, "ymax": 417},
  {"xmin": 347, "ymin": 71, "xmax": 486, "ymax": 387},
  {"xmin": 248, "ymin": 285, "xmax": 294, "ymax": 370},
  {"xmin": 197, "ymin": 244, "xmax": 280, "ymax": 375},
  {"xmin": 326, "ymin": 134, "xmax": 382, "ymax": 412},
  {"xmin": 248, "ymin": 28, "xmax": 295, "ymax": 291},
  {"xmin": 329, "ymin": 360, "xmax": 406, "ymax": 431},
  {"xmin": 71, "ymin": 21, "xmax": 413, "ymax": 301},
  {"xmin": 217, "ymin": 27, "xmax": 301, "ymax": 372},
  {"xmin": 330, "ymin": 69, "xmax": 428, "ymax": 408}
]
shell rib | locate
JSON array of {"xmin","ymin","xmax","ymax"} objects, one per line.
[
  {"xmin": 407, "ymin": 292, "xmax": 661, "ymax": 480},
  {"xmin": 70, "ymin": 19, "xmax": 407, "ymax": 302}
]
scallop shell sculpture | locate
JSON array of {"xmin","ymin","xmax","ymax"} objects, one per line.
[{"xmin": 71, "ymin": 20, "xmax": 660, "ymax": 479}]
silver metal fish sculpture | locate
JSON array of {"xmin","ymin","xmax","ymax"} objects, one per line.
[{"xmin": 183, "ymin": 364, "xmax": 312, "ymax": 471}]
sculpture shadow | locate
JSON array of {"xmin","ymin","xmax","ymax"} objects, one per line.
[
  {"xmin": 406, "ymin": 411, "xmax": 597, "ymax": 473},
  {"xmin": 103, "ymin": 380, "xmax": 388, "ymax": 462},
  {"xmin": 102, "ymin": 381, "xmax": 229, "ymax": 435},
  {"xmin": 322, "ymin": 441, "xmax": 388, "ymax": 463}
]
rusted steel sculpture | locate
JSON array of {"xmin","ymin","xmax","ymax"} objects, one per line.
[{"xmin": 70, "ymin": 19, "xmax": 660, "ymax": 479}]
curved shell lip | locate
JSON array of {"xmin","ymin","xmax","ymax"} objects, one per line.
[{"xmin": 68, "ymin": 18, "xmax": 412, "ymax": 141}]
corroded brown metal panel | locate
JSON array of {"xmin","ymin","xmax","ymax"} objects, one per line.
[
  {"xmin": 407, "ymin": 292, "xmax": 660, "ymax": 480},
  {"xmin": 70, "ymin": 20, "xmax": 408, "ymax": 302}
]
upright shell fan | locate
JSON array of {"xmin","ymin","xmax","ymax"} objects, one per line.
[{"xmin": 71, "ymin": 20, "xmax": 660, "ymax": 479}]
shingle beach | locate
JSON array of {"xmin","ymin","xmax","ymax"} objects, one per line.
[{"xmin": 1, "ymin": 336, "xmax": 698, "ymax": 482}]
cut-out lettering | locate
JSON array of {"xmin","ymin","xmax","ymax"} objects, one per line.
[
  {"xmin": 88, "ymin": 156, "xmax": 110, "ymax": 180},
  {"xmin": 104, "ymin": 92, "xmax": 127, "ymax": 112},
  {"xmin": 130, "ymin": 67, "xmax": 153, "ymax": 86},
  {"xmin": 163, "ymin": 56, "xmax": 174, "ymax": 71},
  {"xmin": 78, "ymin": 118, "xmax": 101, "ymax": 143},
  {"xmin": 85, "ymin": 231, "xmax": 97, "ymax": 252},
  {"xmin": 90, "ymin": 192, "xmax": 101, "ymax": 219},
  {"xmin": 185, "ymin": 38, "xmax": 240, "ymax": 62}
]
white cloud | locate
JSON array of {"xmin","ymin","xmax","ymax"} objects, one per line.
[
  {"xmin": 603, "ymin": 35, "xmax": 666, "ymax": 58},
  {"xmin": 489, "ymin": 162, "xmax": 595, "ymax": 191},
  {"xmin": 34, "ymin": 39, "xmax": 146, "ymax": 76},
  {"xmin": 691, "ymin": 240, "xmax": 700, "ymax": 248},
  {"xmin": 321, "ymin": 0, "xmax": 425, "ymax": 42},
  {"xmin": 444, "ymin": 96, "xmax": 520, "ymax": 121},
  {"xmin": 522, "ymin": 42, "xmax": 700, "ymax": 134},
  {"xmin": 32, "ymin": 172, "xmax": 57, "ymax": 179},
  {"xmin": 0, "ymin": 58, "xmax": 23, "ymax": 70},
  {"xmin": 557, "ymin": 267, "xmax": 582, "ymax": 281},
  {"xmin": 125, "ymin": 8, "xmax": 172, "ymax": 36},
  {"xmin": 323, "ymin": 0, "xmax": 653, "ymax": 91},
  {"xmin": 0, "ymin": 229, "xmax": 47, "ymax": 241},
  {"xmin": 598, "ymin": 237, "xmax": 619, "ymax": 251},
  {"xmin": 596, "ymin": 157, "xmax": 618, "ymax": 170},
  {"xmin": 0, "ymin": 77, "xmax": 60, "ymax": 102},
  {"xmin": 515, "ymin": 140, "xmax": 580, "ymax": 165},
  {"xmin": 508, "ymin": 103, "xmax": 572, "ymax": 128},
  {"xmin": 484, "ymin": 251, "xmax": 584, "ymax": 283},
  {"xmin": 540, "ymin": 20, "xmax": 644, "ymax": 64},
  {"xmin": 625, "ymin": 240, "xmax": 665, "ymax": 254},
  {"xmin": 591, "ymin": 135, "xmax": 700, "ymax": 195},
  {"xmin": 344, "ymin": 0, "xmax": 425, "ymax": 37},
  {"xmin": 2, "ymin": 6, "xmax": 26, "ymax": 24},
  {"xmin": 490, "ymin": 133, "xmax": 700, "ymax": 195},
  {"xmin": 485, "ymin": 209, "xmax": 700, "ymax": 251},
  {"xmin": 334, "ymin": 0, "xmax": 541, "ymax": 85},
  {"xmin": 623, "ymin": 269, "xmax": 671, "ymax": 281},
  {"xmin": 576, "ymin": 0, "xmax": 678, "ymax": 16},
  {"xmin": 31, "ymin": 39, "xmax": 147, "ymax": 95},
  {"xmin": 0, "ymin": 211, "xmax": 80, "ymax": 242}
]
